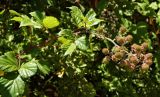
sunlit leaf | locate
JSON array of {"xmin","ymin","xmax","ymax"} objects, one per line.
[
  {"xmin": 20, "ymin": 15, "xmax": 42, "ymax": 28},
  {"xmin": 0, "ymin": 52, "xmax": 18, "ymax": 72},
  {"xmin": 75, "ymin": 36, "xmax": 88, "ymax": 50},
  {"xmin": 0, "ymin": 76, "xmax": 25, "ymax": 97},
  {"xmin": 69, "ymin": 6, "xmax": 84, "ymax": 25},
  {"xmin": 9, "ymin": 10, "xmax": 21, "ymax": 16},
  {"xmin": 30, "ymin": 11, "xmax": 45, "ymax": 24},
  {"xmin": 64, "ymin": 43, "xmax": 76, "ymax": 56},
  {"xmin": 43, "ymin": 16, "xmax": 59, "ymax": 29},
  {"xmin": 11, "ymin": 17, "xmax": 23, "ymax": 22},
  {"xmin": 36, "ymin": 61, "xmax": 50, "ymax": 75},
  {"xmin": 18, "ymin": 60, "xmax": 37, "ymax": 78}
]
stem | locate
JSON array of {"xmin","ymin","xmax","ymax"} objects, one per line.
[{"xmin": 105, "ymin": 37, "xmax": 118, "ymax": 46}]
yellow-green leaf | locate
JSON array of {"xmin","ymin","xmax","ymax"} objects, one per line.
[{"xmin": 43, "ymin": 16, "xmax": 59, "ymax": 29}]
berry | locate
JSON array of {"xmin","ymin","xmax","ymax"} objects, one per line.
[
  {"xmin": 116, "ymin": 36, "xmax": 125, "ymax": 45},
  {"xmin": 114, "ymin": 52, "xmax": 124, "ymax": 59},
  {"xmin": 129, "ymin": 54, "xmax": 139, "ymax": 65},
  {"xmin": 144, "ymin": 59, "xmax": 153, "ymax": 66},
  {"xmin": 141, "ymin": 63, "xmax": 149, "ymax": 71},
  {"xmin": 131, "ymin": 44, "xmax": 141, "ymax": 53},
  {"xmin": 144, "ymin": 53, "xmax": 153, "ymax": 59},
  {"xmin": 119, "ymin": 60, "xmax": 129, "ymax": 67},
  {"xmin": 111, "ymin": 55, "xmax": 119, "ymax": 62},
  {"xmin": 141, "ymin": 42, "xmax": 148, "ymax": 51},
  {"xmin": 102, "ymin": 48, "xmax": 109, "ymax": 55},
  {"xmin": 102, "ymin": 56, "xmax": 110, "ymax": 64},
  {"xmin": 119, "ymin": 26, "xmax": 127, "ymax": 34},
  {"xmin": 112, "ymin": 46, "xmax": 121, "ymax": 53},
  {"xmin": 128, "ymin": 63, "xmax": 136, "ymax": 71},
  {"xmin": 125, "ymin": 35, "xmax": 133, "ymax": 42}
]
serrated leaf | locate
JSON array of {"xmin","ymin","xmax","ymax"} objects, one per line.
[
  {"xmin": 0, "ymin": 52, "xmax": 18, "ymax": 72},
  {"xmin": 58, "ymin": 29, "xmax": 73, "ymax": 38},
  {"xmin": 30, "ymin": 11, "xmax": 45, "ymax": 24},
  {"xmin": 85, "ymin": 9, "xmax": 96, "ymax": 21},
  {"xmin": 69, "ymin": 6, "xmax": 84, "ymax": 25},
  {"xmin": 43, "ymin": 16, "xmax": 59, "ymax": 29},
  {"xmin": 20, "ymin": 15, "xmax": 42, "ymax": 28},
  {"xmin": 18, "ymin": 60, "xmax": 37, "ymax": 78},
  {"xmin": 0, "ymin": 76, "xmax": 25, "ymax": 97},
  {"xmin": 86, "ymin": 19, "xmax": 103, "ymax": 28},
  {"xmin": 36, "ymin": 61, "xmax": 50, "ymax": 75},
  {"xmin": 75, "ymin": 36, "xmax": 88, "ymax": 50},
  {"xmin": 64, "ymin": 43, "xmax": 76, "ymax": 56}
]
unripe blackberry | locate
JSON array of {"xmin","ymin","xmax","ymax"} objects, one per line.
[
  {"xmin": 131, "ymin": 44, "xmax": 141, "ymax": 53},
  {"xmin": 119, "ymin": 60, "xmax": 129, "ymax": 67},
  {"xmin": 114, "ymin": 52, "xmax": 124, "ymax": 59},
  {"xmin": 102, "ymin": 56, "xmax": 110, "ymax": 64},
  {"xmin": 141, "ymin": 42, "xmax": 148, "ymax": 51},
  {"xmin": 102, "ymin": 48, "xmax": 109, "ymax": 55},
  {"xmin": 116, "ymin": 36, "xmax": 125, "ymax": 45},
  {"xmin": 111, "ymin": 55, "xmax": 119, "ymax": 62},
  {"xmin": 128, "ymin": 63, "xmax": 136, "ymax": 71},
  {"xmin": 119, "ymin": 26, "xmax": 127, "ymax": 34},
  {"xmin": 112, "ymin": 46, "xmax": 121, "ymax": 53},
  {"xmin": 141, "ymin": 63, "xmax": 149, "ymax": 71},
  {"xmin": 144, "ymin": 59, "xmax": 153, "ymax": 66},
  {"xmin": 125, "ymin": 35, "xmax": 133, "ymax": 42},
  {"xmin": 139, "ymin": 54, "xmax": 144, "ymax": 60},
  {"xmin": 144, "ymin": 53, "xmax": 153, "ymax": 59},
  {"xmin": 129, "ymin": 54, "xmax": 139, "ymax": 65}
]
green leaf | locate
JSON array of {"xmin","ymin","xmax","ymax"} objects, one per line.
[
  {"xmin": 0, "ymin": 52, "xmax": 18, "ymax": 72},
  {"xmin": 43, "ymin": 16, "xmax": 59, "ymax": 29},
  {"xmin": 85, "ymin": 9, "xmax": 96, "ymax": 21},
  {"xmin": 0, "ymin": 76, "xmax": 25, "ymax": 97},
  {"xmin": 69, "ymin": 6, "xmax": 84, "ymax": 25},
  {"xmin": 0, "ymin": 9, "xmax": 5, "ymax": 15},
  {"xmin": 58, "ymin": 29, "xmax": 74, "ymax": 39},
  {"xmin": 75, "ymin": 36, "xmax": 88, "ymax": 50},
  {"xmin": 64, "ymin": 43, "xmax": 76, "ymax": 56},
  {"xmin": 18, "ymin": 60, "xmax": 37, "ymax": 78},
  {"xmin": 9, "ymin": 10, "xmax": 21, "ymax": 16},
  {"xmin": 20, "ymin": 15, "xmax": 42, "ymax": 28},
  {"xmin": 149, "ymin": 2, "xmax": 158, "ymax": 10},
  {"xmin": 84, "ymin": 9, "xmax": 102, "ymax": 28},
  {"xmin": 36, "ymin": 61, "xmax": 50, "ymax": 75},
  {"xmin": 30, "ymin": 11, "xmax": 45, "ymax": 24},
  {"xmin": 11, "ymin": 17, "xmax": 23, "ymax": 22}
]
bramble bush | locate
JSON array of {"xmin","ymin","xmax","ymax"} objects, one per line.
[{"xmin": 0, "ymin": 0, "xmax": 160, "ymax": 97}]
